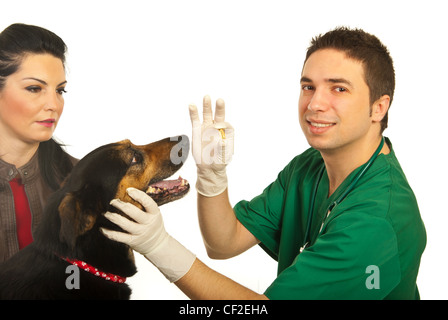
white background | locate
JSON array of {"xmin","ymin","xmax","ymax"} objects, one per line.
[{"xmin": 2, "ymin": 0, "xmax": 447, "ymax": 299}]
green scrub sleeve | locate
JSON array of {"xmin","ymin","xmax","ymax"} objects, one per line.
[
  {"xmin": 264, "ymin": 212, "xmax": 402, "ymax": 300},
  {"xmin": 234, "ymin": 198, "xmax": 280, "ymax": 261},
  {"xmin": 234, "ymin": 162, "xmax": 293, "ymax": 261},
  {"xmin": 233, "ymin": 151, "xmax": 321, "ymax": 262}
]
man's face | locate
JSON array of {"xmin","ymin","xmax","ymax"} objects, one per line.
[{"xmin": 299, "ymin": 48, "xmax": 374, "ymax": 154}]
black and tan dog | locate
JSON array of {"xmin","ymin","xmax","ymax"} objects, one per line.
[{"xmin": 0, "ymin": 135, "xmax": 190, "ymax": 299}]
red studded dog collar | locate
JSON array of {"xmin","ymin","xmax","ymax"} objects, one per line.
[{"xmin": 62, "ymin": 257, "xmax": 126, "ymax": 284}]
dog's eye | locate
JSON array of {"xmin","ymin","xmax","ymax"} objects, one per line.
[{"xmin": 131, "ymin": 152, "xmax": 143, "ymax": 165}]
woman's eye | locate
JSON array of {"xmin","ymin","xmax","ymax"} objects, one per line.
[
  {"xmin": 25, "ymin": 86, "xmax": 41, "ymax": 93},
  {"xmin": 57, "ymin": 88, "xmax": 67, "ymax": 95}
]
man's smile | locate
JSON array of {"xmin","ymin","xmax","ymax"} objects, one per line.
[
  {"xmin": 309, "ymin": 122, "xmax": 335, "ymax": 128},
  {"xmin": 305, "ymin": 118, "xmax": 337, "ymax": 135}
]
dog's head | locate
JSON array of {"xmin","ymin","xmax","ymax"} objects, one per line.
[{"xmin": 56, "ymin": 135, "xmax": 189, "ymax": 251}]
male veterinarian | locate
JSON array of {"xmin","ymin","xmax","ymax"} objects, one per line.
[{"xmin": 102, "ymin": 27, "xmax": 426, "ymax": 299}]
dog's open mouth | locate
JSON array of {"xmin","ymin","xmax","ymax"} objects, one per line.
[{"xmin": 146, "ymin": 176, "xmax": 190, "ymax": 206}]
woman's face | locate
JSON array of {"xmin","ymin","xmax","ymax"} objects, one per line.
[{"xmin": 0, "ymin": 53, "xmax": 66, "ymax": 146}]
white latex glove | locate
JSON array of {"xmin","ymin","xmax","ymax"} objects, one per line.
[
  {"xmin": 189, "ymin": 95, "xmax": 234, "ymax": 197},
  {"xmin": 101, "ymin": 187, "xmax": 196, "ymax": 283}
]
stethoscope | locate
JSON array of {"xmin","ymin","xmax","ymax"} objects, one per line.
[{"xmin": 299, "ymin": 136, "xmax": 385, "ymax": 253}]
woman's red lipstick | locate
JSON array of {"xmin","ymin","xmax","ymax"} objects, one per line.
[{"xmin": 36, "ymin": 118, "xmax": 56, "ymax": 128}]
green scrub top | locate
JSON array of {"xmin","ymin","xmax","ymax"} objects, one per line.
[{"xmin": 234, "ymin": 138, "xmax": 426, "ymax": 300}]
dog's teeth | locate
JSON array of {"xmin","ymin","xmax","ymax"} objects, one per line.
[{"xmin": 147, "ymin": 186, "xmax": 159, "ymax": 194}]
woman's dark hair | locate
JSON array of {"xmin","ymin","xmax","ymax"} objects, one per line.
[
  {"xmin": 38, "ymin": 139, "xmax": 74, "ymax": 190},
  {"xmin": 0, "ymin": 23, "xmax": 73, "ymax": 190}
]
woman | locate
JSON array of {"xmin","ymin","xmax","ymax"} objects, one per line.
[{"xmin": 0, "ymin": 23, "xmax": 76, "ymax": 262}]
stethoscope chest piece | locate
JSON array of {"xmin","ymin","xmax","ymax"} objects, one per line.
[{"xmin": 300, "ymin": 208, "xmax": 331, "ymax": 253}]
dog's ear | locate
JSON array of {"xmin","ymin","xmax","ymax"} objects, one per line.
[{"xmin": 58, "ymin": 193, "xmax": 97, "ymax": 249}]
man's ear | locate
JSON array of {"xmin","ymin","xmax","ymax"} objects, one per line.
[
  {"xmin": 371, "ymin": 94, "xmax": 390, "ymax": 123},
  {"xmin": 58, "ymin": 193, "xmax": 96, "ymax": 249}
]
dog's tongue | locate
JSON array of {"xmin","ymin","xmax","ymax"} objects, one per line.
[{"xmin": 149, "ymin": 177, "xmax": 187, "ymax": 189}]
